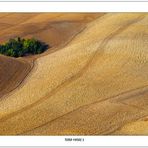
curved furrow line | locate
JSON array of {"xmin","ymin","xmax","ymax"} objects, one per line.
[
  {"xmin": 102, "ymin": 112, "xmax": 148, "ymax": 135},
  {"xmin": 20, "ymin": 84, "xmax": 148, "ymax": 135},
  {"xmin": 0, "ymin": 14, "xmax": 97, "ymax": 100},
  {"xmin": 0, "ymin": 15, "xmax": 145, "ymax": 123},
  {"xmin": 0, "ymin": 22, "xmax": 87, "ymax": 101},
  {"xmin": 0, "ymin": 60, "xmax": 34, "ymax": 100},
  {"xmin": 0, "ymin": 14, "xmax": 40, "ymax": 36}
]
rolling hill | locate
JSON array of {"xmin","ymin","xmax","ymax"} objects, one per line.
[{"xmin": 0, "ymin": 13, "xmax": 148, "ymax": 135}]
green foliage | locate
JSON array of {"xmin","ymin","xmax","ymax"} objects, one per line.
[{"xmin": 0, "ymin": 37, "xmax": 48, "ymax": 57}]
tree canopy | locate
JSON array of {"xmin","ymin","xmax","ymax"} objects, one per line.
[{"xmin": 0, "ymin": 37, "xmax": 48, "ymax": 57}]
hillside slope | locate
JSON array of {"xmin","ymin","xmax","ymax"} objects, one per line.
[
  {"xmin": 0, "ymin": 55, "xmax": 32, "ymax": 99},
  {"xmin": 0, "ymin": 13, "xmax": 148, "ymax": 135},
  {"xmin": 0, "ymin": 13, "xmax": 101, "ymax": 100}
]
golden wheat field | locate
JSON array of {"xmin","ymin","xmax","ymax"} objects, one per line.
[{"xmin": 0, "ymin": 13, "xmax": 148, "ymax": 135}]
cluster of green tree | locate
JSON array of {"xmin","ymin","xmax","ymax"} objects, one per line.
[{"xmin": 0, "ymin": 37, "xmax": 48, "ymax": 57}]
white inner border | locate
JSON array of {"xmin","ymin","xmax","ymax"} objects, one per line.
[
  {"xmin": 0, "ymin": 2, "xmax": 147, "ymax": 12},
  {"xmin": 0, "ymin": 1, "xmax": 148, "ymax": 146},
  {"xmin": 0, "ymin": 0, "xmax": 148, "ymax": 2},
  {"xmin": 0, "ymin": 136, "xmax": 148, "ymax": 146}
]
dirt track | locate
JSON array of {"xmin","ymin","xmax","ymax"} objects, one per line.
[{"xmin": 0, "ymin": 13, "xmax": 148, "ymax": 135}]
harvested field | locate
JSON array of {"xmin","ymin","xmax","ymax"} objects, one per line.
[{"xmin": 0, "ymin": 13, "xmax": 148, "ymax": 135}]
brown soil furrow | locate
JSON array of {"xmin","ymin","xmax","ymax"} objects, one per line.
[
  {"xmin": 0, "ymin": 57, "xmax": 33, "ymax": 99},
  {"xmin": 0, "ymin": 13, "xmax": 99, "ymax": 100},
  {"xmin": 0, "ymin": 23, "xmax": 86, "ymax": 100},
  {"xmin": 0, "ymin": 14, "xmax": 145, "ymax": 124},
  {"xmin": 106, "ymin": 111, "xmax": 148, "ymax": 135},
  {"xmin": 0, "ymin": 60, "xmax": 34, "ymax": 99},
  {"xmin": 0, "ymin": 13, "xmax": 147, "ymax": 135},
  {"xmin": 118, "ymin": 102, "xmax": 145, "ymax": 110},
  {"xmin": 19, "ymin": 84, "xmax": 148, "ymax": 135},
  {"xmin": 98, "ymin": 112, "xmax": 148, "ymax": 135},
  {"xmin": 0, "ymin": 14, "xmax": 40, "ymax": 39}
]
